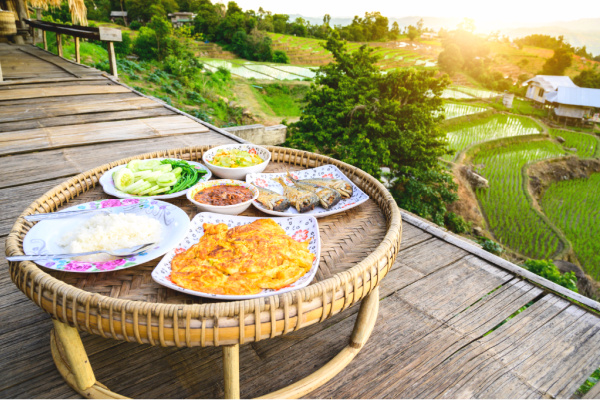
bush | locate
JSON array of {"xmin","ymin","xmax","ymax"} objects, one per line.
[
  {"xmin": 444, "ymin": 212, "xmax": 470, "ymax": 234},
  {"xmin": 273, "ymin": 50, "xmax": 290, "ymax": 64},
  {"xmin": 478, "ymin": 238, "xmax": 503, "ymax": 255},
  {"xmin": 133, "ymin": 27, "xmax": 158, "ymax": 60},
  {"xmin": 129, "ymin": 21, "xmax": 142, "ymax": 30},
  {"xmin": 523, "ymin": 259, "xmax": 578, "ymax": 293},
  {"xmin": 114, "ymin": 32, "xmax": 132, "ymax": 56}
]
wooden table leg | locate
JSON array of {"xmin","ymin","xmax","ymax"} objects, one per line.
[
  {"xmin": 257, "ymin": 286, "xmax": 380, "ymax": 399},
  {"xmin": 223, "ymin": 344, "xmax": 241, "ymax": 399}
]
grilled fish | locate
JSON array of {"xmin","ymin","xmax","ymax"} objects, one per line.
[
  {"xmin": 256, "ymin": 187, "xmax": 291, "ymax": 212},
  {"xmin": 273, "ymin": 177, "xmax": 319, "ymax": 213},
  {"xmin": 287, "ymin": 173, "xmax": 341, "ymax": 209},
  {"xmin": 296, "ymin": 177, "xmax": 354, "ymax": 198}
]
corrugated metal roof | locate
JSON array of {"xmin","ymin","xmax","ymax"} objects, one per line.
[
  {"xmin": 523, "ymin": 75, "xmax": 577, "ymax": 92},
  {"xmin": 546, "ymin": 86, "xmax": 600, "ymax": 107}
]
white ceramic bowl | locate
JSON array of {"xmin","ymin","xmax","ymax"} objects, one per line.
[
  {"xmin": 202, "ymin": 144, "xmax": 271, "ymax": 180},
  {"xmin": 186, "ymin": 180, "xmax": 259, "ymax": 215}
]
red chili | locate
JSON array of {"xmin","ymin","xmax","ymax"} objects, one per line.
[{"xmin": 194, "ymin": 186, "xmax": 253, "ymax": 206}]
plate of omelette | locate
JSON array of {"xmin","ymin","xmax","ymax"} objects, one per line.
[{"xmin": 152, "ymin": 212, "xmax": 320, "ymax": 300}]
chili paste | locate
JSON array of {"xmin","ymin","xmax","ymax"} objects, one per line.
[{"xmin": 194, "ymin": 185, "xmax": 254, "ymax": 206}]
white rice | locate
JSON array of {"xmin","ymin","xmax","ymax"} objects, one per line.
[{"xmin": 58, "ymin": 213, "xmax": 162, "ymax": 261}]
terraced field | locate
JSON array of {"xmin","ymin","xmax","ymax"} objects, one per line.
[
  {"xmin": 549, "ymin": 128, "xmax": 599, "ymax": 158},
  {"xmin": 202, "ymin": 59, "xmax": 314, "ymax": 80},
  {"xmin": 473, "ymin": 141, "xmax": 566, "ymax": 259},
  {"xmin": 541, "ymin": 173, "xmax": 600, "ymax": 279},
  {"xmin": 442, "ymin": 103, "xmax": 487, "ymax": 120},
  {"xmin": 444, "ymin": 115, "xmax": 542, "ymax": 161}
]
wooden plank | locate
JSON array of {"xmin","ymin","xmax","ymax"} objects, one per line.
[
  {"xmin": 0, "ymin": 92, "xmax": 139, "ymax": 106},
  {"xmin": 0, "ymin": 79, "xmax": 114, "ymax": 90},
  {"xmin": 0, "ymin": 76, "xmax": 103, "ymax": 87},
  {"xmin": 0, "ymin": 85, "xmax": 129, "ymax": 101},
  {"xmin": 0, "ymin": 132, "xmax": 235, "ymax": 189},
  {"xmin": 0, "ymin": 107, "xmax": 174, "ymax": 132},
  {"xmin": 0, "ymin": 115, "xmax": 210, "ymax": 156},
  {"xmin": 0, "ymin": 96, "xmax": 161, "ymax": 123}
]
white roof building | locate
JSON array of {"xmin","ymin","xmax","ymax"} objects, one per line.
[
  {"xmin": 523, "ymin": 75, "xmax": 577, "ymax": 103},
  {"xmin": 545, "ymin": 86, "xmax": 600, "ymax": 119}
]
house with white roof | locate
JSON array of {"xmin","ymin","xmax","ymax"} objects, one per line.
[
  {"xmin": 545, "ymin": 86, "xmax": 600, "ymax": 121},
  {"xmin": 523, "ymin": 75, "xmax": 577, "ymax": 104}
]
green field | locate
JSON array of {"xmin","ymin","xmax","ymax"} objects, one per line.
[
  {"xmin": 549, "ymin": 128, "xmax": 599, "ymax": 158},
  {"xmin": 442, "ymin": 103, "xmax": 487, "ymax": 120},
  {"xmin": 473, "ymin": 141, "xmax": 566, "ymax": 259},
  {"xmin": 541, "ymin": 173, "xmax": 600, "ymax": 279},
  {"xmin": 444, "ymin": 115, "xmax": 542, "ymax": 161}
]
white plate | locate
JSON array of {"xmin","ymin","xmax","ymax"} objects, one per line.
[
  {"xmin": 99, "ymin": 158, "xmax": 211, "ymax": 200},
  {"xmin": 152, "ymin": 212, "xmax": 320, "ymax": 300},
  {"xmin": 23, "ymin": 199, "xmax": 190, "ymax": 273},
  {"xmin": 246, "ymin": 164, "xmax": 370, "ymax": 218}
]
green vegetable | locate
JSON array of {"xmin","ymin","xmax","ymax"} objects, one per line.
[
  {"xmin": 113, "ymin": 168, "xmax": 134, "ymax": 191},
  {"xmin": 160, "ymin": 159, "xmax": 206, "ymax": 194}
]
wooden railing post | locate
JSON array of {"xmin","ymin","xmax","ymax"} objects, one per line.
[
  {"xmin": 42, "ymin": 30, "xmax": 47, "ymax": 50},
  {"xmin": 74, "ymin": 36, "xmax": 80, "ymax": 63},
  {"xmin": 107, "ymin": 41, "xmax": 118, "ymax": 79},
  {"xmin": 56, "ymin": 33, "xmax": 63, "ymax": 57}
]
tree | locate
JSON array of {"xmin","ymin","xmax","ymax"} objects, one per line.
[
  {"xmin": 286, "ymin": 33, "xmax": 456, "ymax": 226},
  {"xmin": 416, "ymin": 18, "xmax": 424, "ymax": 33},
  {"xmin": 437, "ymin": 43, "xmax": 463, "ymax": 75},
  {"xmin": 323, "ymin": 14, "xmax": 331, "ymax": 27},
  {"xmin": 148, "ymin": 15, "xmax": 172, "ymax": 60},
  {"xmin": 574, "ymin": 69, "xmax": 600, "ymax": 88},
  {"xmin": 389, "ymin": 21, "xmax": 400, "ymax": 39},
  {"xmin": 541, "ymin": 48, "xmax": 573, "ymax": 75},
  {"xmin": 458, "ymin": 17, "xmax": 475, "ymax": 33},
  {"xmin": 406, "ymin": 25, "xmax": 419, "ymax": 41}
]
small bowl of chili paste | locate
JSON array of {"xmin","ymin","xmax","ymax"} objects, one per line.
[{"xmin": 187, "ymin": 180, "xmax": 259, "ymax": 215}]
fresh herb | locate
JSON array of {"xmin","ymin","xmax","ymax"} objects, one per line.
[{"xmin": 160, "ymin": 159, "xmax": 206, "ymax": 193}]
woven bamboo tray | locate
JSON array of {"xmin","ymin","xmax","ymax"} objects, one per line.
[{"xmin": 7, "ymin": 146, "xmax": 402, "ymax": 398}]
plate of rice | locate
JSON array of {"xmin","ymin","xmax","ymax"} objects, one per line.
[{"xmin": 22, "ymin": 198, "xmax": 190, "ymax": 273}]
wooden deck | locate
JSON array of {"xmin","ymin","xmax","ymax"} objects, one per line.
[{"xmin": 2, "ymin": 43, "xmax": 600, "ymax": 399}]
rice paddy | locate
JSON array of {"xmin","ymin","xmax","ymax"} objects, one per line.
[
  {"xmin": 202, "ymin": 59, "xmax": 314, "ymax": 81},
  {"xmin": 549, "ymin": 128, "xmax": 599, "ymax": 158},
  {"xmin": 541, "ymin": 173, "xmax": 600, "ymax": 279},
  {"xmin": 442, "ymin": 103, "xmax": 487, "ymax": 120},
  {"xmin": 444, "ymin": 115, "xmax": 542, "ymax": 161},
  {"xmin": 441, "ymin": 89, "xmax": 474, "ymax": 99},
  {"xmin": 473, "ymin": 141, "xmax": 566, "ymax": 259}
]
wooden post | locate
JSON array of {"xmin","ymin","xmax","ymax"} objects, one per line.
[
  {"xmin": 107, "ymin": 41, "xmax": 118, "ymax": 79},
  {"xmin": 222, "ymin": 344, "xmax": 240, "ymax": 399},
  {"xmin": 75, "ymin": 37, "xmax": 80, "ymax": 63},
  {"xmin": 35, "ymin": 8, "xmax": 42, "ymax": 44},
  {"xmin": 56, "ymin": 33, "xmax": 63, "ymax": 57},
  {"xmin": 52, "ymin": 320, "xmax": 96, "ymax": 391},
  {"xmin": 42, "ymin": 30, "xmax": 47, "ymax": 50}
]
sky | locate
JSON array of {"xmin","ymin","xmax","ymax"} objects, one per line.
[{"xmin": 229, "ymin": 0, "xmax": 600, "ymax": 24}]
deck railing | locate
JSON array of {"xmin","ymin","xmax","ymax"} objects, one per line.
[{"xmin": 24, "ymin": 19, "xmax": 122, "ymax": 78}]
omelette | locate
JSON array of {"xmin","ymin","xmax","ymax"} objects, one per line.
[{"xmin": 171, "ymin": 219, "xmax": 315, "ymax": 295}]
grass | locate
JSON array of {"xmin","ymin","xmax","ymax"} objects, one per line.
[
  {"xmin": 472, "ymin": 140, "xmax": 566, "ymax": 259},
  {"xmin": 250, "ymin": 83, "xmax": 309, "ymax": 117},
  {"xmin": 443, "ymin": 114, "xmax": 543, "ymax": 161},
  {"xmin": 541, "ymin": 173, "xmax": 600, "ymax": 279}
]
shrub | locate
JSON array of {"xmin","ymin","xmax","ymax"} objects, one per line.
[
  {"xmin": 478, "ymin": 238, "xmax": 503, "ymax": 255},
  {"xmin": 523, "ymin": 259, "xmax": 578, "ymax": 293},
  {"xmin": 114, "ymin": 32, "xmax": 132, "ymax": 56},
  {"xmin": 273, "ymin": 50, "xmax": 290, "ymax": 64},
  {"xmin": 444, "ymin": 212, "xmax": 470, "ymax": 234},
  {"xmin": 133, "ymin": 27, "xmax": 158, "ymax": 60},
  {"xmin": 129, "ymin": 21, "xmax": 142, "ymax": 31}
]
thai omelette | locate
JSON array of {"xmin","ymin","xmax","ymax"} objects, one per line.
[{"xmin": 171, "ymin": 219, "xmax": 315, "ymax": 295}]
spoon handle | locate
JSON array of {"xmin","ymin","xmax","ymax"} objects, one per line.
[{"xmin": 7, "ymin": 250, "xmax": 103, "ymax": 262}]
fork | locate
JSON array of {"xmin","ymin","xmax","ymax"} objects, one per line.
[
  {"xmin": 6, "ymin": 243, "xmax": 156, "ymax": 262},
  {"xmin": 24, "ymin": 204, "xmax": 142, "ymax": 222}
]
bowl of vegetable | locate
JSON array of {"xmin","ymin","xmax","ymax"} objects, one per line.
[
  {"xmin": 186, "ymin": 180, "xmax": 259, "ymax": 215},
  {"xmin": 99, "ymin": 158, "xmax": 211, "ymax": 199},
  {"xmin": 202, "ymin": 144, "xmax": 270, "ymax": 180}
]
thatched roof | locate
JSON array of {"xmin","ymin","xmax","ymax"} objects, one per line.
[{"xmin": 28, "ymin": 0, "xmax": 87, "ymax": 25}]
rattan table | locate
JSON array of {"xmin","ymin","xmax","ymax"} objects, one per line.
[{"xmin": 7, "ymin": 146, "xmax": 402, "ymax": 399}]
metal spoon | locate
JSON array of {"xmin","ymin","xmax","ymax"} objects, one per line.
[{"xmin": 6, "ymin": 243, "xmax": 156, "ymax": 262}]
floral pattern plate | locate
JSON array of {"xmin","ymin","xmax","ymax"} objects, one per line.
[
  {"xmin": 99, "ymin": 158, "xmax": 211, "ymax": 200},
  {"xmin": 22, "ymin": 199, "xmax": 190, "ymax": 273},
  {"xmin": 246, "ymin": 164, "xmax": 370, "ymax": 218},
  {"xmin": 152, "ymin": 212, "xmax": 321, "ymax": 300}
]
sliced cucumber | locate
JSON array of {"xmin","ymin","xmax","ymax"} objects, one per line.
[
  {"xmin": 113, "ymin": 168, "xmax": 134, "ymax": 191},
  {"xmin": 123, "ymin": 178, "xmax": 146, "ymax": 194},
  {"xmin": 127, "ymin": 160, "xmax": 142, "ymax": 172},
  {"xmin": 148, "ymin": 187, "xmax": 169, "ymax": 195},
  {"xmin": 144, "ymin": 171, "xmax": 162, "ymax": 183},
  {"xmin": 157, "ymin": 173, "xmax": 177, "ymax": 186},
  {"xmin": 131, "ymin": 182, "xmax": 152, "ymax": 195},
  {"xmin": 133, "ymin": 170, "xmax": 152, "ymax": 180},
  {"xmin": 138, "ymin": 160, "xmax": 161, "ymax": 171},
  {"xmin": 138, "ymin": 184, "xmax": 160, "ymax": 196},
  {"xmin": 172, "ymin": 167, "xmax": 182, "ymax": 177},
  {"xmin": 153, "ymin": 164, "xmax": 172, "ymax": 173}
]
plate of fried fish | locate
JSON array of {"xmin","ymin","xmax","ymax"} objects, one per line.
[{"xmin": 246, "ymin": 164, "xmax": 370, "ymax": 218}]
